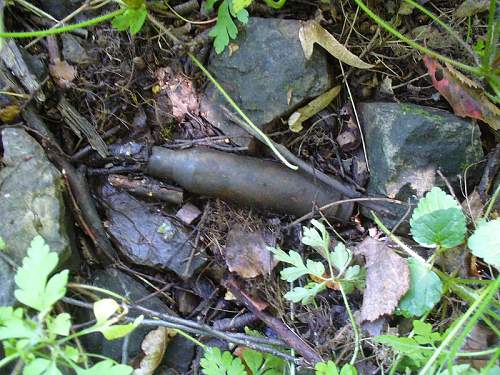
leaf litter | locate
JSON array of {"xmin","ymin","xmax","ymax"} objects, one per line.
[{"xmin": 354, "ymin": 237, "xmax": 410, "ymax": 322}]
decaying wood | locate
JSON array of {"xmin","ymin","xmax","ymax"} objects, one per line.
[
  {"xmin": 57, "ymin": 96, "xmax": 108, "ymax": 157},
  {"xmin": 108, "ymin": 174, "xmax": 184, "ymax": 205},
  {"xmin": 1, "ymin": 39, "xmax": 45, "ymax": 102}
]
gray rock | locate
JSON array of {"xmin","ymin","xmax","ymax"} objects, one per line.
[
  {"xmin": 201, "ymin": 17, "xmax": 332, "ymax": 147},
  {"xmin": 98, "ymin": 183, "xmax": 206, "ymax": 277},
  {"xmin": 359, "ymin": 102, "xmax": 483, "ymax": 227},
  {"xmin": 0, "ymin": 128, "xmax": 71, "ymax": 305},
  {"xmin": 0, "ymin": 259, "xmax": 15, "ymax": 306},
  {"xmin": 81, "ymin": 268, "xmax": 171, "ymax": 362},
  {"xmin": 61, "ymin": 34, "xmax": 91, "ymax": 64}
]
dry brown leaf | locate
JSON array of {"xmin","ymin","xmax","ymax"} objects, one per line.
[
  {"xmin": 288, "ymin": 85, "xmax": 341, "ymax": 132},
  {"xmin": 49, "ymin": 59, "xmax": 77, "ymax": 88},
  {"xmin": 354, "ymin": 237, "xmax": 410, "ymax": 322},
  {"xmin": 155, "ymin": 68, "xmax": 199, "ymax": 120},
  {"xmin": 299, "ymin": 21, "xmax": 374, "ymax": 69},
  {"xmin": 224, "ymin": 225, "xmax": 277, "ymax": 278},
  {"xmin": 133, "ymin": 327, "xmax": 176, "ymax": 375},
  {"xmin": 462, "ymin": 190, "xmax": 484, "ymax": 222},
  {"xmin": 460, "ymin": 323, "xmax": 495, "ymax": 369}
]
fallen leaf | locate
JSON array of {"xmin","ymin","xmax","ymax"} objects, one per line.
[
  {"xmin": 455, "ymin": 0, "xmax": 490, "ymax": 18},
  {"xmin": 336, "ymin": 117, "xmax": 360, "ymax": 152},
  {"xmin": 49, "ymin": 58, "xmax": 77, "ymax": 88},
  {"xmin": 299, "ymin": 21, "xmax": 374, "ymax": 69},
  {"xmin": 460, "ymin": 323, "xmax": 495, "ymax": 369},
  {"xmin": 224, "ymin": 225, "xmax": 277, "ymax": 278},
  {"xmin": 423, "ymin": 56, "xmax": 500, "ymax": 130},
  {"xmin": 354, "ymin": 237, "xmax": 410, "ymax": 322},
  {"xmin": 461, "ymin": 190, "xmax": 484, "ymax": 222},
  {"xmin": 133, "ymin": 327, "xmax": 176, "ymax": 375},
  {"xmin": 155, "ymin": 68, "xmax": 199, "ymax": 120},
  {"xmin": 288, "ymin": 86, "xmax": 341, "ymax": 132}
]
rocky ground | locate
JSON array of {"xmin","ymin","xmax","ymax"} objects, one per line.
[{"xmin": 0, "ymin": 0, "xmax": 499, "ymax": 374}]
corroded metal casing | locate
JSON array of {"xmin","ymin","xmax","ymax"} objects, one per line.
[{"xmin": 147, "ymin": 147, "xmax": 353, "ymax": 221}]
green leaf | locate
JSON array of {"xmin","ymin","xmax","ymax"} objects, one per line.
[
  {"xmin": 340, "ymin": 364, "xmax": 357, "ymax": 375},
  {"xmin": 0, "ymin": 313, "xmax": 36, "ymax": 340},
  {"xmin": 209, "ymin": 0, "xmax": 239, "ymax": 54},
  {"xmin": 99, "ymin": 315, "xmax": 143, "ymax": 340},
  {"xmin": 305, "ymin": 259, "xmax": 326, "ymax": 278},
  {"xmin": 47, "ymin": 313, "xmax": 71, "ymax": 337},
  {"xmin": 330, "ymin": 243, "xmax": 351, "ymax": 274},
  {"xmin": 468, "ymin": 219, "xmax": 500, "ymax": 267},
  {"xmin": 242, "ymin": 350, "xmax": 263, "ymax": 374},
  {"xmin": 231, "ymin": 0, "xmax": 252, "ymax": 14},
  {"xmin": 235, "ymin": 8, "xmax": 249, "ymax": 23},
  {"xmin": 200, "ymin": 347, "xmax": 246, "ymax": 375},
  {"xmin": 112, "ymin": 7, "xmax": 147, "ymax": 35},
  {"xmin": 0, "ymin": 237, "xmax": 5, "ymax": 251},
  {"xmin": 375, "ymin": 335, "xmax": 426, "ymax": 360},
  {"xmin": 268, "ymin": 247, "xmax": 309, "ymax": 282},
  {"xmin": 410, "ymin": 187, "xmax": 466, "ymax": 248},
  {"xmin": 92, "ymin": 299, "xmax": 143, "ymax": 340},
  {"xmin": 14, "ymin": 236, "xmax": 68, "ymax": 313},
  {"xmin": 63, "ymin": 345, "xmax": 80, "ymax": 362},
  {"xmin": 204, "ymin": 0, "xmax": 220, "ymax": 11},
  {"xmin": 284, "ymin": 282, "xmax": 326, "ymax": 305},
  {"xmin": 24, "ymin": 359, "xmax": 53, "ymax": 375},
  {"xmin": 302, "ymin": 219, "xmax": 330, "ymax": 257},
  {"xmin": 75, "ymin": 360, "xmax": 133, "ymax": 375},
  {"xmin": 315, "ymin": 360, "xmax": 339, "ymax": 375},
  {"xmin": 412, "ymin": 320, "xmax": 441, "ymax": 345},
  {"xmin": 397, "ymin": 259, "xmax": 443, "ymax": 317},
  {"xmin": 128, "ymin": 8, "xmax": 147, "ymax": 35},
  {"xmin": 93, "ymin": 299, "xmax": 120, "ymax": 324}
]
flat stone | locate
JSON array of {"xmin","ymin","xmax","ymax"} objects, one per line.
[
  {"xmin": 0, "ymin": 128, "xmax": 71, "ymax": 305},
  {"xmin": 99, "ymin": 183, "xmax": 206, "ymax": 277},
  {"xmin": 201, "ymin": 17, "xmax": 332, "ymax": 147},
  {"xmin": 358, "ymin": 102, "xmax": 483, "ymax": 227}
]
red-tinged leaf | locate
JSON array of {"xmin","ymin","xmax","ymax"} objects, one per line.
[{"xmin": 423, "ymin": 56, "xmax": 500, "ymax": 130}]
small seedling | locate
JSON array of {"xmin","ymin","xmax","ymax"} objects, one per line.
[
  {"xmin": 0, "ymin": 236, "xmax": 142, "ymax": 374},
  {"xmin": 268, "ymin": 220, "xmax": 363, "ymax": 305}
]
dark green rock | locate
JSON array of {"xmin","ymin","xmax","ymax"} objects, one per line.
[
  {"xmin": 81, "ymin": 268, "xmax": 170, "ymax": 362},
  {"xmin": 358, "ymin": 102, "xmax": 483, "ymax": 227},
  {"xmin": 0, "ymin": 128, "xmax": 71, "ymax": 305},
  {"xmin": 201, "ymin": 17, "xmax": 332, "ymax": 147}
]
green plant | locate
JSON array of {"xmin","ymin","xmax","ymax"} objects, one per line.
[
  {"xmin": 0, "ymin": 0, "xmax": 147, "ymax": 41},
  {"xmin": 315, "ymin": 360, "xmax": 357, "ymax": 375},
  {"xmin": 203, "ymin": 0, "xmax": 287, "ymax": 54},
  {"xmin": 0, "ymin": 236, "xmax": 142, "ymax": 374},
  {"xmin": 268, "ymin": 220, "xmax": 363, "ymax": 305},
  {"xmin": 199, "ymin": 332, "xmax": 286, "ymax": 375},
  {"xmin": 370, "ymin": 186, "xmax": 500, "ymax": 374},
  {"xmin": 268, "ymin": 219, "xmax": 364, "ymax": 364},
  {"xmin": 353, "ymin": 0, "xmax": 500, "ymax": 102},
  {"xmin": 204, "ymin": 0, "xmax": 250, "ymax": 54}
]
